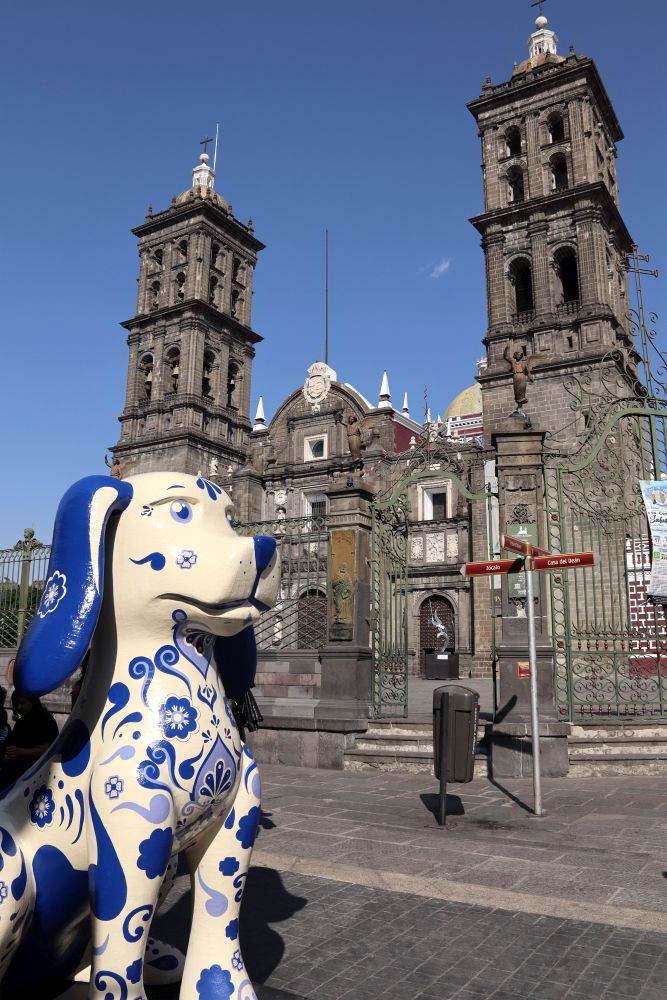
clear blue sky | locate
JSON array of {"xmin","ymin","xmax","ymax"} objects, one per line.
[{"xmin": 1, "ymin": 0, "xmax": 665, "ymax": 547}]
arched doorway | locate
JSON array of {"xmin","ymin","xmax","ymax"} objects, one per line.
[
  {"xmin": 419, "ymin": 596, "xmax": 455, "ymax": 675},
  {"xmin": 297, "ymin": 588, "xmax": 327, "ymax": 649}
]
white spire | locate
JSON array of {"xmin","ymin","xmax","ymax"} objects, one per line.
[
  {"xmin": 253, "ymin": 396, "xmax": 267, "ymax": 432},
  {"xmin": 528, "ymin": 12, "xmax": 558, "ymax": 62},
  {"xmin": 378, "ymin": 371, "xmax": 392, "ymax": 409},
  {"xmin": 192, "ymin": 151, "xmax": 215, "ymax": 193},
  {"xmin": 425, "ymin": 406, "xmax": 432, "ymax": 424},
  {"xmin": 402, "ymin": 392, "xmax": 410, "ymax": 417}
]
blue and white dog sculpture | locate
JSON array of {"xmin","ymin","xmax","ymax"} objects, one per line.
[{"xmin": 0, "ymin": 473, "xmax": 279, "ymax": 999}]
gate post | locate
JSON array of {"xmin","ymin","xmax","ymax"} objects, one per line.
[
  {"xmin": 491, "ymin": 425, "xmax": 569, "ymax": 777},
  {"xmin": 315, "ymin": 480, "xmax": 374, "ymax": 721}
]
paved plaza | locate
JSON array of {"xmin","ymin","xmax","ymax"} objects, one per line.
[{"xmin": 144, "ymin": 766, "xmax": 667, "ymax": 1000}]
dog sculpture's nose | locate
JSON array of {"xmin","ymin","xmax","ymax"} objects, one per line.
[{"xmin": 253, "ymin": 535, "xmax": 277, "ymax": 573}]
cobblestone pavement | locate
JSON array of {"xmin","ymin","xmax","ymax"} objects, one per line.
[{"xmin": 52, "ymin": 767, "xmax": 667, "ymax": 998}]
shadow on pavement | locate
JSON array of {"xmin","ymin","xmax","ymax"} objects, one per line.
[
  {"xmin": 488, "ymin": 776, "xmax": 534, "ymax": 814},
  {"xmin": 420, "ymin": 792, "xmax": 464, "ymax": 821}
]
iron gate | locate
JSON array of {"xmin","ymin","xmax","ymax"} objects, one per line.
[
  {"xmin": 0, "ymin": 530, "xmax": 50, "ymax": 650},
  {"xmin": 236, "ymin": 514, "xmax": 329, "ymax": 650},
  {"xmin": 545, "ymin": 256, "xmax": 667, "ymax": 719},
  {"xmin": 370, "ymin": 433, "xmax": 496, "ymax": 718}
]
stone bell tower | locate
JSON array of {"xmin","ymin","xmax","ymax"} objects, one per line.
[
  {"xmin": 112, "ymin": 143, "xmax": 264, "ymax": 477},
  {"xmin": 468, "ymin": 11, "xmax": 634, "ymax": 445}
]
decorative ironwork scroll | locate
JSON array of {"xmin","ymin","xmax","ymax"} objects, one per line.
[{"xmin": 0, "ymin": 531, "xmax": 50, "ymax": 649}]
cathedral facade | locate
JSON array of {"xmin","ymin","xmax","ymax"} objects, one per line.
[{"xmin": 112, "ymin": 11, "xmax": 642, "ymax": 710}]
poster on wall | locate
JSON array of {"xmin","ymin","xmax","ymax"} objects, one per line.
[{"xmin": 639, "ymin": 480, "xmax": 667, "ymax": 602}]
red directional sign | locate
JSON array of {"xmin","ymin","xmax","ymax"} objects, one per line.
[
  {"xmin": 531, "ymin": 551, "xmax": 595, "ymax": 571},
  {"xmin": 460, "ymin": 558, "xmax": 524, "ymax": 577},
  {"xmin": 501, "ymin": 534, "xmax": 550, "ymax": 558}
]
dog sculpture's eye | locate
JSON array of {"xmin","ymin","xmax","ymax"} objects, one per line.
[
  {"xmin": 170, "ymin": 500, "xmax": 193, "ymax": 523},
  {"xmin": 226, "ymin": 510, "xmax": 235, "ymax": 528}
]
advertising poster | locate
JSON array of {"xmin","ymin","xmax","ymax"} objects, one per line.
[{"xmin": 639, "ymin": 480, "xmax": 667, "ymax": 602}]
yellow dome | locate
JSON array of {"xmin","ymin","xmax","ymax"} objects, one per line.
[
  {"xmin": 444, "ymin": 383, "xmax": 482, "ymax": 420},
  {"xmin": 174, "ymin": 186, "xmax": 230, "ymax": 212}
]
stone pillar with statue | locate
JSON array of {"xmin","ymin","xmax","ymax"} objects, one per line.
[
  {"xmin": 491, "ymin": 425, "xmax": 569, "ymax": 777},
  {"xmin": 316, "ymin": 480, "xmax": 374, "ymax": 722}
]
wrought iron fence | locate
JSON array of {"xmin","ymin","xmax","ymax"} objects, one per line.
[
  {"xmin": 235, "ymin": 515, "xmax": 329, "ymax": 650},
  {"xmin": 0, "ymin": 531, "xmax": 51, "ymax": 649}
]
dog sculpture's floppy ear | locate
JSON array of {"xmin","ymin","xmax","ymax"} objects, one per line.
[
  {"xmin": 214, "ymin": 625, "xmax": 257, "ymax": 702},
  {"xmin": 14, "ymin": 475, "xmax": 133, "ymax": 697}
]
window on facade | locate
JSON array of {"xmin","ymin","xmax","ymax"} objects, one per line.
[
  {"xmin": 232, "ymin": 257, "xmax": 241, "ymax": 282},
  {"xmin": 226, "ymin": 364, "xmax": 239, "ymax": 408},
  {"xmin": 208, "ymin": 276, "xmax": 218, "ymax": 307},
  {"xmin": 509, "ymin": 259, "xmax": 534, "ymax": 313},
  {"xmin": 304, "ymin": 493, "xmax": 327, "ymax": 521},
  {"xmin": 211, "ymin": 243, "xmax": 221, "ymax": 270},
  {"xmin": 140, "ymin": 355, "xmax": 153, "ymax": 401},
  {"xmin": 178, "ymin": 240, "xmax": 188, "ymax": 260},
  {"xmin": 551, "ymin": 155, "xmax": 568, "ymax": 191},
  {"xmin": 202, "ymin": 351, "xmax": 214, "ymax": 397},
  {"xmin": 149, "ymin": 281, "xmax": 160, "ymax": 311},
  {"xmin": 555, "ymin": 251, "xmax": 580, "ymax": 303},
  {"xmin": 505, "ymin": 126, "xmax": 521, "ymax": 157},
  {"xmin": 304, "ymin": 435, "xmax": 327, "ymax": 462},
  {"xmin": 548, "ymin": 113, "xmax": 565, "ymax": 144},
  {"xmin": 166, "ymin": 349, "xmax": 180, "ymax": 393},
  {"xmin": 423, "ymin": 487, "xmax": 448, "ymax": 521},
  {"xmin": 507, "ymin": 167, "xmax": 525, "ymax": 204},
  {"xmin": 231, "ymin": 289, "xmax": 241, "ymax": 318},
  {"xmin": 152, "ymin": 248, "xmax": 163, "ymax": 267},
  {"xmin": 175, "ymin": 272, "xmax": 186, "ymax": 302}
]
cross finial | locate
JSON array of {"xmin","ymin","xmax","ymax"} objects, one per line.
[
  {"xmin": 531, "ymin": 0, "xmax": 548, "ymax": 16},
  {"xmin": 200, "ymin": 134, "xmax": 213, "ymax": 154}
]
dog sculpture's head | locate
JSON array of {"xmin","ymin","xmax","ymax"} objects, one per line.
[{"xmin": 14, "ymin": 473, "xmax": 279, "ymax": 699}]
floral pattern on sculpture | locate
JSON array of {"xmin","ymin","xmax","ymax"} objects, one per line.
[
  {"xmin": 176, "ymin": 549, "xmax": 198, "ymax": 570},
  {"xmin": 29, "ymin": 786, "xmax": 55, "ymax": 828},
  {"xmin": 37, "ymin": 571, "xmax": 67, "ymax": 618},
  {"xmin": 159, "ymin": 696, "xmax": 198, "ymax": 740}
]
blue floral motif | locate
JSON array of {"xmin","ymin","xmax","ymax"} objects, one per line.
[
  {"xmin": 0, "ymin": 881, "xmax": 7, "ymax": 903},
  {"xmin": 37, "ymin": 571, "xmax": 67, "ymax": 618},
  {"xmin": 219, "ymin": 856, "xmax": 240, "ymax": 877},
  {"xmin": 236, "ymin": 806, "xmax": 260, "ymax": 850},
  {"xmin": 176, "ymin": 549, "xmax": 198, "ymax": 570},
  {"xmin": 196, "ymin": 477, "xmax": 223, "ymax": 501},
  {"xmin": 105, "ymin": 775, "xmax": 124, "ymax": 800},
  {"xmin": 159, "ymin": 696, "xmax": 198, "ymax": 740},
  {"xmin": 225, "ymin": 918, "xmax": 239, "ymax": 941},
  {"xmin": 29, "ymin": 785, "xmax": 55, "ymax": 828},
  {"xmin": 231, "ymin": 950, "xmax": 244, "ymax": 972},
  {"xmin": 196, "ymin": 964, "xmax": 234, "ymax": 999},
  {"xmin": 137, "ymin": 827, "xmax": 173, "ymax": 879},
  {"xmin": 126, "ymin": 958, "xmax": 142, "ymax": 984},
  {"xmin": 141, "ymin": 504, "xmax": 153, "ymax": 517}
]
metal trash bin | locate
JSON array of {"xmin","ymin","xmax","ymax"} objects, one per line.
[{"xmin": 432, "ymin": 685, "xmax": 480, "ymax": 824}]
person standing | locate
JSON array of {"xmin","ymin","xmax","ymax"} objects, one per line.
[{"xmin": 0, "ymin": 692, "xmax": 58, "ymax": 789}]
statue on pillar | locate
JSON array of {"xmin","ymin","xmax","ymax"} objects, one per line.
[
  {"xmin": 104, "ymin": 454, "xmax": 131, "ymax": 479},
  {"xmin": 503, "ymin": 345, "xmax": 543, "ymax": 421}
]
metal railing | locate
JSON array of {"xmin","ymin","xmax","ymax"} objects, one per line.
[{"xmin": 0, "ymin": 531, "xmax": 51, "ymax": 649}]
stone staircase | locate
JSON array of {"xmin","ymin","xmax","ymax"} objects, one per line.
[
  {"xmin": 344, "ymin": 719, "xmax": 491, "ymax": 777},
  {"xmin": 568, "ymin": 722, "xmax": 667, "ymax": 775}
]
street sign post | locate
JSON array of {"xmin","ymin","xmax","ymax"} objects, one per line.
[
  {"xmin": 459, "ymin": 558, "xmax": 524, "ymax": 577},
  {"xmin": 463, "ymin": 540, "xmax": 598, "ymax": 818}
]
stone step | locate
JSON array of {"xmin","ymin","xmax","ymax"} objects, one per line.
[
  {"xmin": 569, "ymin": 737, "xmax": 667, "ymax": 756},
  {"xmin": 569, "ymin": 725, "xmax": 667, "ymax": 739},
  {"xmin": 569, "ymin": 753, "xmax": 667, "ymax": 776},
  {"xmin": 344, "ymin": 747, "xmax": 489, "ymax": 777}
]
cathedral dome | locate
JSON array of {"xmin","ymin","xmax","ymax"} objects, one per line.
[
  {"xmin": 444, "ymin": 383, "xmax": 482, "ymax": 420},
  {"xmin": 174, "ymin": 185, "xmax": 230, "ymax": 212}
]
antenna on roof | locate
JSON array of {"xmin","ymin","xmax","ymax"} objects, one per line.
[
  {"xmin": 213, "ymin": 123, "xmax": 220, "ymax": 173},
  {"xmin": 325, "ymin": 229, "xmax": 329, "ymax": 366}
]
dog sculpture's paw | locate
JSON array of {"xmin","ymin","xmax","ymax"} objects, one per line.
[{"xmin": 72, "ymin": 937, "xmax": 185, "ymax": 986}]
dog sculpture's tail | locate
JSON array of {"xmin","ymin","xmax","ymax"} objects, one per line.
[{"xmin": 14, "ymin": 476, "xmax": 133, "ymax": 698}]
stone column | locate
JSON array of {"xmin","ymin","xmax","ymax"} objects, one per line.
[
  {"xmin": 484, "ymin": 230, "xmax": 508, "ymax": 328},
  {"xmin": 315, "ymin": 481, "xmax": 374, "ymax": 721},
  {"xmin": 491, "ymin": 424, "xmax": 569, "ymax": 777},
  {"xmin": 529, "ymin": 218, "xmax": 552, "ymax": 318}
]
